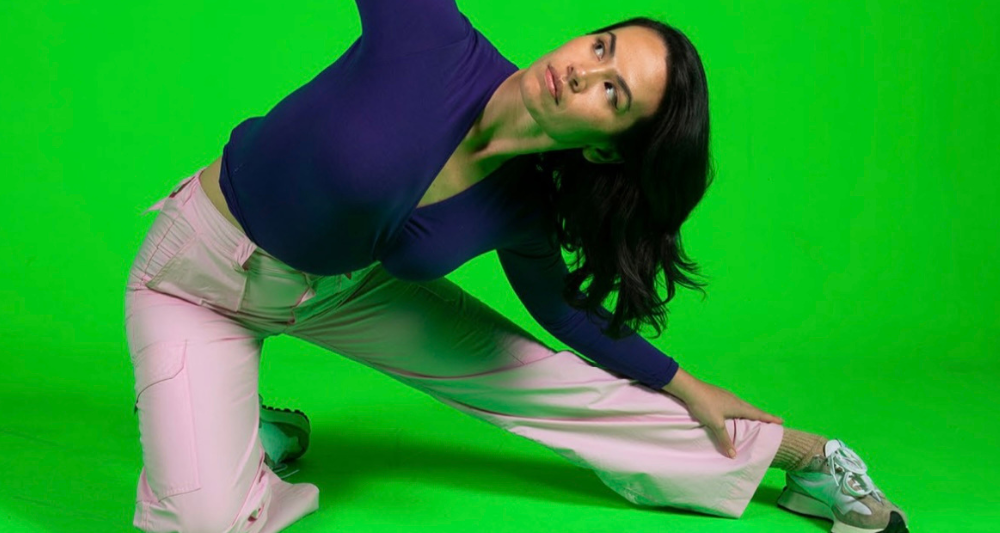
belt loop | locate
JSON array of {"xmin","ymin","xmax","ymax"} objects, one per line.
[
  {"xmin": 171, "ymin": 173, "xmax": 198, "ymax": 199},
  {"xmin": 144, "ymin": 172, "xmax": 200, "ymax": 215},
  {"xmin": 174, "ymin": 169, "xmax": 204, "ymax": 203}
]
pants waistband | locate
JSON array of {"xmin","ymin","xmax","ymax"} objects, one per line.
[{"xmin": 143, "ymin": 167, "xmax": 378, "ymax": 281}]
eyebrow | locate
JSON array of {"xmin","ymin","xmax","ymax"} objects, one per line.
[{"xmin": 607, "ymin": 31, "xmax": 633, "ymax": 113}]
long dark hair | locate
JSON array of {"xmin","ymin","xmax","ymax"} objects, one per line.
[{"xmin": 534, "ymin": 16, "xmax": 715, "ymax": 339}]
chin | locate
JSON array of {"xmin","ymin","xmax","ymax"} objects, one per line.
[{"xmin": 517, "ymin": 75, "xmax": 541, "ymax": 113}]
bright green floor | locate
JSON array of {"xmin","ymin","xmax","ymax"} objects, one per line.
[
  {"xmin": 1, "ymin": 333, "xmax": 997, "ymax": 532},
  {"xmin": 2, "ymin": 0, "xmax": 997, "ymax": 531}
]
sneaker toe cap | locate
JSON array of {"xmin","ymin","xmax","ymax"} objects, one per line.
[{"xmin": 834, "ymin": 495, "xmax": 908, "ymax": 531}]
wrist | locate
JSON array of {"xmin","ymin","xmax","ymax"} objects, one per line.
[{"xmin": 660, "ymin": 368, "xmax": 701, "ymax": 400}]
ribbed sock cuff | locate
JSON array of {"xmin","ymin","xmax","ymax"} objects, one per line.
[{"xmin": 772, "ymin": 428, "xmax": 827, "ymax": 472}]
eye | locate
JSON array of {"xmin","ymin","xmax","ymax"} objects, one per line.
[{"xmin": 594, "ymin": 39, "xmax": 619, "ymax": 110}]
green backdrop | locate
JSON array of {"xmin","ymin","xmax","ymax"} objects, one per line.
[{"xmin": 1, "ymin": 0, "xmax": 996, "ymax": 531}]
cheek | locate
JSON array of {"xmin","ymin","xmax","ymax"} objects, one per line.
[
  {"xmin": 561, "ymin": 110, "xmax": 604, "ymax": 140},
  {"xmin": 546, "ymin": 117, "xmax": 594, "ymax": 144}
]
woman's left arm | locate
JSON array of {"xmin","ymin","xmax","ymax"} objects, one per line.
[
  {"xmin": 496, "ymin": 227, "xmax": 680, "ymax": 391},
  {"xmin": 497, "ymin": 227, "xmax": 783, "ymax": 458}
]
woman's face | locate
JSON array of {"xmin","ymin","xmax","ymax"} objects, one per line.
[{"xmin": 521, "ymin": 24, "xmax": 669, "ymax": 162}]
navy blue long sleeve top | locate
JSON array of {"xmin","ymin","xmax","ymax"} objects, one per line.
[{"xmin": 218, "ymin": 0, "xmax": 680, "ymax": 389}]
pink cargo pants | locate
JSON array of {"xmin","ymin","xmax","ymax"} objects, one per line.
[{"xmin": 124, "ymin": 166, "xmax": 784, "ymax": 532}]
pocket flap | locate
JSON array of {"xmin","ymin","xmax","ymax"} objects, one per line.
[{"xmin": 134, "ymin": 341, "xmax": 187, "ymax": 401}]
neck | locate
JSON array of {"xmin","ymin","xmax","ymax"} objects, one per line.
[{"xmin": 463, "ymin": 68, "xmax": 573, "ymax": 169}]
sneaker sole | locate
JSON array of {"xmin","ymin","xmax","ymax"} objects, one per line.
[
  {"xmin": 777, "ymin": 487, "xmax": 909, "ymax": 533},
  {"xmin": 260, "ymin": 404, "xmax": 310, "ymax": 463}
]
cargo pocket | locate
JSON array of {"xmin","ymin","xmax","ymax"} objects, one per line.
[
  {"xmin": 144, "ymin": 217, "xmax": 250, "ymax": 313},
  {"xmin": 133, "ymin": 340, "xmax": 202, "ymax": 501}
]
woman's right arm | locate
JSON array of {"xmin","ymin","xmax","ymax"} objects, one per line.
[
  {"xmin": 354, "ymin": 0, "xmax": 468, "ymax": 59},
  {"xmin": 659, "ymin": 367, "xmax": 701, "ymax": 399},
  {"xmin": 662, "ymin": 368, "xmax": 785, "ymax": 459}
]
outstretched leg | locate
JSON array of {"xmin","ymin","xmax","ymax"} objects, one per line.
[{"xmin": 285, "ymin": 265, "xmax": 784, "ymax": 518}]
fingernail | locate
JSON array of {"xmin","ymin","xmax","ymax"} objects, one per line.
[{"xmin": 728, "ymin": 450, "xmax": 737, "ymax": 459}]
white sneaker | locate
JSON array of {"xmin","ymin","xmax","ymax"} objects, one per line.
[{"xmin": 777, "ymin": 439, "xmax": 909, "ymax": 533}]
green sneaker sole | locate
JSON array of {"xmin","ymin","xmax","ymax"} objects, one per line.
[{"xmin": 259, "ymin": 403, "xmax": 311, "ymax": 464}]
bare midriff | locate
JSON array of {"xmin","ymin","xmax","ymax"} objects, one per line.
[{"xmin": 198, "ymin": 155, "xmax": 244, "ymax": 232}]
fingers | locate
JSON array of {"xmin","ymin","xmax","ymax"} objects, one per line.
[
  {"xmin": 707, "ymin": 422, "xmax": 737, "ymax": 459},
  {"xmin": 759, "ymin": 410, "xmax": 785, "ymax": 425},
  {"xmin": 741, "ymin": 401, "xmax": 784, "ymax": 425},
  {"xmin": 708, "ymin": 405, "xmax": 785, "ymax": 460}
]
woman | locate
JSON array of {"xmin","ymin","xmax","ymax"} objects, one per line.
[{"xmin": 125, "ymin": 1, "xmax": 909, "ymax": 532}]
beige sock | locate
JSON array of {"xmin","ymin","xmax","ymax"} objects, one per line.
[{"xmin": 771, "ymin": 428, "xmax": 828, "ymax": 472}]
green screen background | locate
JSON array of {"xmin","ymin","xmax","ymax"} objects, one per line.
[{"xmin": 1, "ymin": 0, "xmax": 996, "ymax": 531}]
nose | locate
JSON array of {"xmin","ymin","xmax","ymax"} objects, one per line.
[{"xmin": 568, "ymin": 61, "xmax": 615, "ymax": 93}]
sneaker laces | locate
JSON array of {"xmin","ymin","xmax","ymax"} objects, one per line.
[{"xmin": 826, "ymin": 442, "xmax": 885, "ymax": 503}]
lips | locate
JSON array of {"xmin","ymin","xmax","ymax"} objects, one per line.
[{"xmin": 546, "ymin": 64, "xmax": 561, "ymax": 104}]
